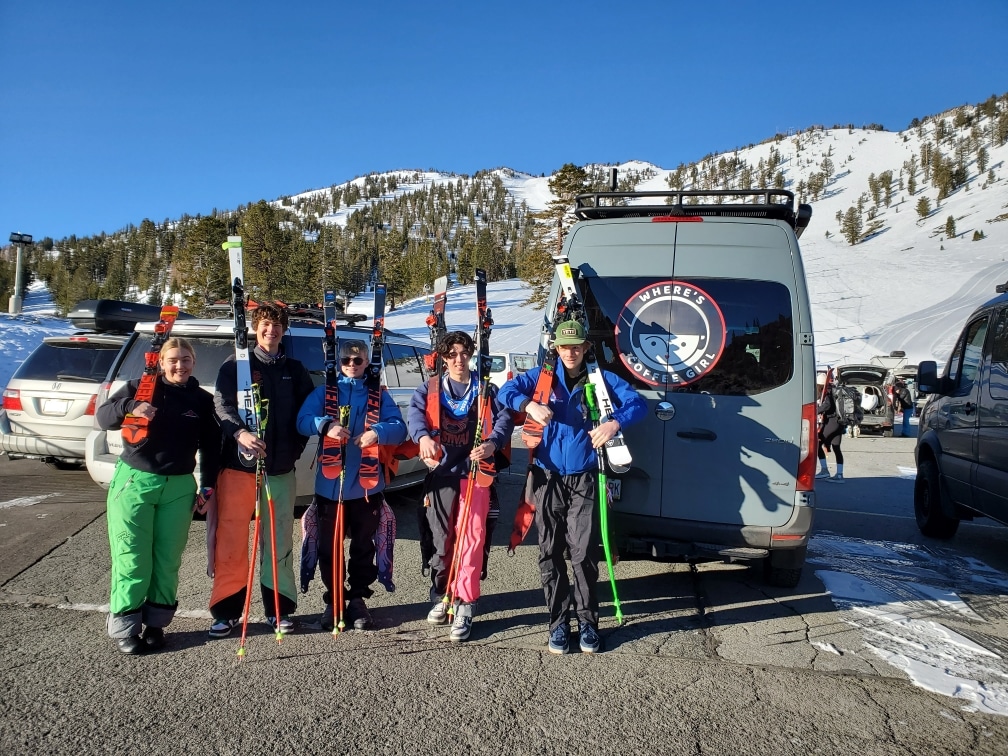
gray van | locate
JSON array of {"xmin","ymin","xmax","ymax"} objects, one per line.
[
  {"xmin": 544, "ymin": 188, "xmax": 814, "ymax": 586},
  {"xmin": 86, "ymin": 315, "xmax": 431, "ymax": 504},
  {"xmin": 913, "ymin": 279, "xmax": 1008, "ymax": 538}
]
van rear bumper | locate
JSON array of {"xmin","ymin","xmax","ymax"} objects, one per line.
[{"xmin": 618, "ymin": 492, "xmax": 814, "ymax": 561}]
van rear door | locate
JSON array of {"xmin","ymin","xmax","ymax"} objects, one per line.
[{"xmin": 665, "ymin": 218, "xmax": 806, "ymax": 527}]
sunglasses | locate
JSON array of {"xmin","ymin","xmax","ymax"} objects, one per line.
[
  {"xmin": 341, "ymin": 357, "xmax": 365, "ymax": 366},
  {"xmin": 444, "ymin": 351, "xmax": 471, "ymax": 360}
]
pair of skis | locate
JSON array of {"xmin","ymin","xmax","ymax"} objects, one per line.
[
  {"xmin": 225, "ymin": 237, "xmax": 283, "ymax": 655},
  {"xmin": 317, "ymin": 285, "xmax": 386, "ymax": 491},
  {"xmin": 520, "ymin": 256, "xmax": 633, "ymax": 473},
  {"xmin": 120, "ymin": 304, "xmax": 181, "ymax": 445}
]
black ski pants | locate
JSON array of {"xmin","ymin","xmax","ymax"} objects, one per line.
[
  {"xmin": 531, "ymin": 467, "xmax": 600, "ymax": 632},
  {"xmin": 316, "ymin": 493, "xmax": 381, "ymax": 603}
]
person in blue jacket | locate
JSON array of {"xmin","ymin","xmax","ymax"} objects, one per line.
[
  {"xmin": 297, "ymin": 338, "xmax": 406, "ymax": 631},
  {"xmin": 498, "ymin": 320, "xmax": 645, "ymax": 655}
]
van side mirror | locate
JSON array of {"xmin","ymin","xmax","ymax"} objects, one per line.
[{"xmin": 917, "ymin": 361, "xmax": 940, "ymax": 395}]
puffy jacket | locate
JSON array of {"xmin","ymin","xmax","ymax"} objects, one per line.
[
  {"xmin": 214, "ymin": 347, "xmax": 314, "ymax": 475},
  {"xmin": 498, "ymin": 364, "xmax": 646, "ymax": 476},
  {"xmin": 297, "ymin": 374, "xmax": 407, "ymax": 500}
]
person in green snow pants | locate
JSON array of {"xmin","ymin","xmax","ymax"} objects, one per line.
[{"xmin": 96, "ymin": 337, "xmax": 221, "ymax": 655}]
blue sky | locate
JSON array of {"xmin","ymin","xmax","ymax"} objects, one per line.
[{"xmin": 2, "ymin": 0, "xmax": 1006, "ymax": 242}]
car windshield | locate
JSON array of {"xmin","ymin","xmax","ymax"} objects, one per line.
[
  {"xmin": 511, "ymin": 354, "xmax": 537, "ymax": 372},
  {"xmin": 13, "ymin": 341, "xmax": 120, "ymax": 382},
  {"xmin": 489, "ymin": 356, "xmax": 506, "ymax": 373}
]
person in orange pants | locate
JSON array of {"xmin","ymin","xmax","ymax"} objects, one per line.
[{"xmin": 207, "ymin": 303, "xmax": 314, "ymax": 637}]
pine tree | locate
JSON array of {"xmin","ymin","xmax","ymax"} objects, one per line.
[
  {"xmin": 945, "ymin": 215, "xmax": 956, "ymax": 238},
  {"xmin": 915, "ymin": 196, "xmax": 932, "ymax": 220},
  {"xmin": 174, "ymin": 215, "xmax": 229, "ymax": 314},
  {"xmin": 840, "ymin": 207, "xmax": 862, "ymax": 245}
]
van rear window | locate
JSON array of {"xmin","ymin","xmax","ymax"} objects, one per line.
[
  {"xmin": 580, "ymin": 276, "xmax": 794, "ymax": 395},
  {"xmin": 15, "ymin": 341, "xmax": 121, "ymax": 382}
]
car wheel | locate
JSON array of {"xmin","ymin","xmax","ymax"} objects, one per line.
[{"xmin": 914, "ymin": 458, "xmax": 958, "ymax": 538}]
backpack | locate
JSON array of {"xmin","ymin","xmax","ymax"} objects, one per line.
[{"xmin": 832, "ymin": 384, "xmax": 865, "ymax": 426}]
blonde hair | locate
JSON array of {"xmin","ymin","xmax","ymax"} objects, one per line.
[{"xmin": 159, "ymin": 337, "xmax": 196, "ymax": 361}]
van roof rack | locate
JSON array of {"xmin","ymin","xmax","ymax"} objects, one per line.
[{"xmin": 573, "ymin": 189, "xmax": 812, "ymax": 237}]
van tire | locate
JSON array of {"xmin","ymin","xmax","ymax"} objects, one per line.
[
  {"xmin": 763, "ymin": 561, "xmax": 802, "ymax": 588},
  {"xmin": 762, "ymin": 546, "xmax": 805, "ymax": 588},
  {"xmin": 914, "ymin": 458, "xmax": 959, "ymax": 539}
]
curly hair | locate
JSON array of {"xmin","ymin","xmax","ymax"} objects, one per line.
[
  {"xmin": 437, "ymin": 330, "xmax": 475, "ymax": 357},
  {"xmin": 251, "ymin": 302, "xmax": 289, "ymax": 331}
]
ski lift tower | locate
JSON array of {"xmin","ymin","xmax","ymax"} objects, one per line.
[{"xmin": 8, "ymin": 232, "xmax": 32, "ymax": 315}]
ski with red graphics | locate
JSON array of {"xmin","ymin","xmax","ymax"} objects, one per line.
[
  {"xmin": 359, "ymin": 284, "xmax": 386, "ymax": 491},
  {"xmin": 120, "ymin": 304, "xmax": 180, "ymax": 445}
]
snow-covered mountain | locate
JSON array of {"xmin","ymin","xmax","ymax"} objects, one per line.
[{"xmin": 4, "ymin": 98, "xmax": 1007, "ymax": 390}]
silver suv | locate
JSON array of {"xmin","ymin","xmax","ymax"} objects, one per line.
[
  {"xmin": 1, "ymin": 333, "xmax": 127, "ymax": 467},
  {"xmin": 913, "ymin": 280, "xmax": 1008, "ymax": 538},
  {"xmin": 86, "ymin": 316, "xmax": 432, "ymax": 503}
]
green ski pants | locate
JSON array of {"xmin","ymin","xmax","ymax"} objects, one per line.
[{"xmin": 106, "ymin": 460, "xmax": 195, "ymax": 636}]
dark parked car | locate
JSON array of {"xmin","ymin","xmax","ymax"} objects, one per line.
[{"xmin": 913, "ymin": 280, "xmax": 1008, "ymax": 537}]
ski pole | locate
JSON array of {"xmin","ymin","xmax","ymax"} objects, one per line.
[
  {"xmin": 584, "ymin": 383, "xmax": 623, "ymax": 624},
  {"xmin": 254, "ymin": 389, "xmax": 283, "ymax": 642},
  {"xmin": 262, "ymin": 469, "xmax": 283, "ymax": 643},
  {"xmin": 236, "ymin": 491, "xmax": 261, "ymax": 659},
  {"xmin": 443, "ymin": 392, "xmax": 486, "ymax": 616},
  {"xmin": 332, "ymin": 405, "xmax": 350, "ymax": 635}
]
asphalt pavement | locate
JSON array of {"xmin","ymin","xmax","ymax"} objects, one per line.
[{"xmin": 1, "ymin": 441, "xmax": 1006, "ymax": 755}]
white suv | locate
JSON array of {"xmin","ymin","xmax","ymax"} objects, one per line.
[{"xmin": 86, "ymin": 317, "xmax": 431, "ymax": 503}]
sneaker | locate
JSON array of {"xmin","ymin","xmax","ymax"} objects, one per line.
[
  {"xmin": 267, "ymin": 616, "xmax": 296, "ymax": 634},
  {"xmin": 815, "ymin": 469, "xmax": 830, "ymax": 479},
  {"xmin": 141, "ymin": 626, "xmax": 165, "ymax": 651},
  {"xmin": 853, "ymin": 426, "xmax": 861, "ymax": 438},
  {"xmin": 548, "ymin": 624, "xmax": 569, "ymax": 655},
  {"xmin": 450, "ymin": 602, "xmax": 473, "ymax": 642},
  {"xmin": 827, "ymin": 473, "xmax": 845, "ymax": 483},
  {"xmin": 578, "ymin": 623, "xmax": 602, "ymax": 654},
  {"xmin": 427, "ymin": 599, "xmax": 449, "ymax": 625},
  {"xmin": 346, "ymin": 598, "xmax": 373, "ymax": 631},
  {"xmin": 208, "ymin": 618, "xmax": 239, "ymax": 638}
]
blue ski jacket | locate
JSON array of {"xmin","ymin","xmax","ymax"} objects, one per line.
[
  {"xmin": 297, "ymin": 374, "xmax": 407, "ymax": 501},
  {"xmin": 498, "ymin": 364, "xmax": 646, "ymax": 476}
]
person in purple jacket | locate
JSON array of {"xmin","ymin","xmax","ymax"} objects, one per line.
[
  {"xmin": 297, "ymin": 339, "xmax": 406, "ymax": 631},
  {"xmin": 498, "ymin": 320, "xmax": 645, "ymax": 655},
  {"xmin": 408, "ymin": 330, "xmax": 513, "ymax": 642}
]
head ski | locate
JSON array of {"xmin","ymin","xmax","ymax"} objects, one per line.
[
  {"xmin": 318, "ymin": 288, "xmax": 343, "ymax": 479},
  {"xmin": 554, "ymin": 256, "xmax": 632, "ymax": 472},
  {"xmin": 224, "ymin": 237, "xmax": 258, "ymax": 468},
  {"xmin": 119, "ymin": 304, "xmax": 181, "ymax": 446},
  {"xmin": 359, "ymin": 283, "xmax": 387, "ymax": 491}
]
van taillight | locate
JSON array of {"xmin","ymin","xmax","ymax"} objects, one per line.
[
  {"xmin": 652, "ymin": 216, "xmax": 703, "ymax": 223},
  {"xmin": 797, "ymin": 402, "xmax": 817, "ymax": 491},
  {"xmin": 2, "ymin": 389, "xmax": 22, "ymax": 411},
  {"xmin": 507, "ymin": 371, "xmax": 513, "ymax": 381},
  {"xmin": 85, "ymin": 394, "xmax": 98, "ymax": 416}
]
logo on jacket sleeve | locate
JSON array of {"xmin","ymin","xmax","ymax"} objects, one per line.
[{"xmin": 615, "ymin": 281, "xmax": 726, "ymax": 387}]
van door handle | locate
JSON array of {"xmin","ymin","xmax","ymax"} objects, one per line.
[
  {"xmin": 964, "ymin": 402, "xmax": 975, "ymax": 415},
  {"xmin": 677, "ymin": 429, "xmax": 717, "ymax": 441}
]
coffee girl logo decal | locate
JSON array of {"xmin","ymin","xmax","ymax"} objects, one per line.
[{"xmin": 615, "ymin": 281, "xmax": 726, "ymax": 387}]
